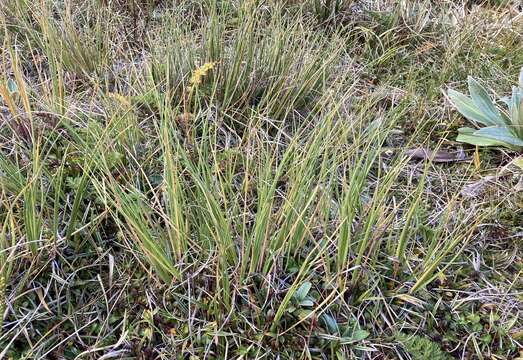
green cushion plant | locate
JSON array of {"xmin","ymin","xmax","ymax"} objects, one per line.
[{"xmin": 448, "ymin": 68, "xmax": 523, "ymax": 151}]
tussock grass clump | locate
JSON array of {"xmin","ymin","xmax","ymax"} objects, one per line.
[
  {"xmin": 144, "ymin": 5, "xmax": 342, "ymax": 123},
  {"xmin": 0, "ymin": 0, "xmax": 521, "ymax": 358}
]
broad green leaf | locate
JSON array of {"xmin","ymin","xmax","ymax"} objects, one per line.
[
  {"xmin": 294, "ymin": 281, "xmax": 312, "ymax": 301},
  {"xmin": 299, "ymin": 299, "xmax": 314, "ymax": 307},
  {"xmin": 457, "ymin": 127, "xmax": 477, "ymax": 135},
  {"xmin": 296, "ymin": 309, "xmax": 313, "ymax": 320},
  {"xmin": 7, "ymin": 78, "xmax": 17, "ymax": 94},
  {"xmin": 320, "ymin": 313, "xmax": 339, "ymax": 334},
  {"xmin": 456, "ymin": 128, "xmax": 514, "ymax": 148},
  {"xmin": 467, "ymin": 77, "xmax": 506, "ymax": 126},
  {"xmin": 340, "ymin": 329, "xmax": 370, "ymax": 344},
  {"xmin": 500, "ymin": 111, "xmax": 511, "ymax": 125},
  {"xmin": 510, "ymin": 86, "xmax": 523, "ymax": 137},
  {"xmin": 474, "ymin": 126, "xmax": 523, "ymax": 147},
  {"xmin": 447, "ymin": 89, "xmax": 494, "ymax": 126}
]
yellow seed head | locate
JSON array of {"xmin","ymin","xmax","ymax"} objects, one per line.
[{"xmin": 188, "ymin": 62, "xmax": 216, "ymax": 90}]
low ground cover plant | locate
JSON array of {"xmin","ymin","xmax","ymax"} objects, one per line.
[{"xmin": 448, "ymin": 68, "xmax": 523, "ymax": 150}]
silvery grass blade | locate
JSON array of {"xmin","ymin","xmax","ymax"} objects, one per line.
[{"xmin": 467, "ymin": 76, "xmax": 507, "ymax": 126}]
